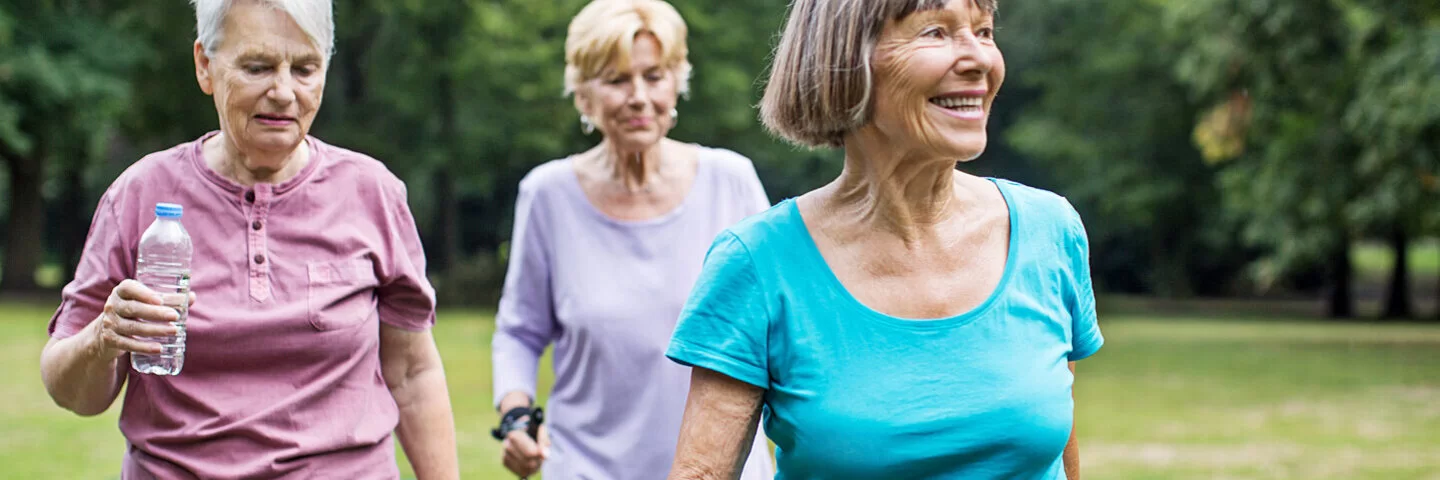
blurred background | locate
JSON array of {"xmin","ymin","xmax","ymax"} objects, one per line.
[{"xmin": 0, "ymin": 0, "xmax": 1436, "ymax": 478}]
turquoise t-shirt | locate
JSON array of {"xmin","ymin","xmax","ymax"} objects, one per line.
[{"xmin": 666, "ymin": 178, "xmax": 1103, "ymax": 480}]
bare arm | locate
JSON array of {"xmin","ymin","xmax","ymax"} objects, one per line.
[
  {"xmin": 40, "ymin": 319, "xmax": 127, "ymax": 416},
  {"xmin": 381, "ymin": 325, "xmax": 459, "ymax": 480},
  {"xmin": 669, "ymin": 367, "xmax": 765, "ymax": 480},
  {"xmin": 40, "ymin": 280, "xmax": 179, "ymax": 416},
  {"xmin": 1064, "ymin": 361, "xmax": 1081, "ymax": 480}
]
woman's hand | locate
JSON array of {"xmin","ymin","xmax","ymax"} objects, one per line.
[
  {"xmin": 501, "ymin": 422, "xmax": 550, "ymax": 478},
  {"xmin": 90, "ymin": 279, "xmax": 184, "ymax": 358},
  {"xmin": 41, "ymin": 280, "xmax": 195, "ymax": 416}
]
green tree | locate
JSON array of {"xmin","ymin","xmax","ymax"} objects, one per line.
[
  {"xmin": 1171, "ymin": 0, "xmax": 1440, "ymax": 318},
  {"xmin": 0, "ymin": 2, "xmax": 143, "ymax": 293},
  {"xmin": 1342, "ymin": 9, "xmax": 1440, "ymax": 319},
  {"xmin": 671, "ymin": 0, "xmax": 841, "ymax": 201},
  {"xmin": 1003, "ymin": 0, "xmax": 1252, "ymax": 297}
]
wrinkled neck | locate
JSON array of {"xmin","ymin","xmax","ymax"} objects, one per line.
[
  {"xmin": 598, "ymin": 138, "xmax": 665, "ymax": 192},
  {"xmin": 206, "ymin": 133, "xmax": 308, "ymax": 187},
  {"xmin": 830, "ymin": 134, "xmax": 961, "ymax": 243}
]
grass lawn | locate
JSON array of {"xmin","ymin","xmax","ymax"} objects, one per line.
[{"xmin": 0, "ymin": 302, "xmax": 1437, "ymax": 479}]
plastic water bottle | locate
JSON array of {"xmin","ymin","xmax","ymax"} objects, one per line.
[{"xmin": 132, "ymin": 203, "xmax": 192, "ymax": 375}]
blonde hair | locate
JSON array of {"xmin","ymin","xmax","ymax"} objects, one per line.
[
  {"xmin": 563, "ymin": 0, "xmax": 692, "ymax": 97},
  {"xmin": 759, "ymin": 0, "xmax": 997, "ymax": 148}
]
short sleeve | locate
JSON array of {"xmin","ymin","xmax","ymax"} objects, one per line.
[
  {"xmin": 48, "ymin": 189, "xmax": 133, "ymax": 338},
  {"xmin": 376, "ymin": 183, "xmax": 437, "ymax": 331},
  {"xmin": 665, "ymin": 231, "xmax": 771, "ymax": 389},
  {"xmin": 1062, "ymin": 201, "xmax": 1103, "ymax": 361}
]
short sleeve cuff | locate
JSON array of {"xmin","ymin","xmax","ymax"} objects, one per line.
[
  {"xmin": 378, "ymin": 305, "xmax": 435, "ymax": 331},
  {"xmin": 49, "ymin": 315, "xmax": 85, "ymax": 339},
  {"xmin": 666, "ymin": 341, "xmax": 770, "ymax": 389},
  {"xmin": 1068, "ymin": 329, "xmax": 1104, "ymax": 361},
  {"xmin": 49, "ymin": 299, "xmax": 99, "ymax": 339}
]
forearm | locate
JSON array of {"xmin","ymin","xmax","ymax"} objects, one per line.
[
  {"xmin": 1063, "ymin": 426, "xmax": 1080, "ymax": 479},
  {"xmin": 392, "ymin": 366, "xmax": 459, "ymax": 480},
  {"xmin": 1065, "ymin": 361, "xmax": 1080, "ymax": 479},
  {"xmin": 40, "ymin": 317, "xmax": 125, "ymax": 416},
  {"xmin": 671, "ymin": 415, "xmax": 758, "ymax": 480}
]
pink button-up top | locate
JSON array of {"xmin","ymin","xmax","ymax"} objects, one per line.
[{"xmin": 48, "ymin": 131, "xmax": 435, "ymax": 479}]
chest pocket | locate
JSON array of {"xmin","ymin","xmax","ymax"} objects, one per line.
[{"xmin": 307, "ymin": 258, "xmax": 379, "ymax": 331}]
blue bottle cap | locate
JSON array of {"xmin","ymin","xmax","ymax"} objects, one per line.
[{"xmin": 155, "ymin": 203, "xmax": 184, "ymax": 219}]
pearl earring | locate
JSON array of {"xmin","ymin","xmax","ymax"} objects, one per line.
[{"xmin": 580, "ymin": 115, "xmax": 595, "ymax": 135}]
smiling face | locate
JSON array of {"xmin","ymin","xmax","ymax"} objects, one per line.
[
  {"xmin": 573, "ymin": 33, "xmax": 679, "ymax": 154},
  {"xmin": 867, "ymin": 0, "xmax": 1004, "ymax": 161},
  {"xmin": 194, "ymin": 0, "xmax": 326, "ymax": 166}
]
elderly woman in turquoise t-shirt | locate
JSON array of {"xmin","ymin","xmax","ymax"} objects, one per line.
[{"xmin": 664, "ymin": 0, "xmax": 1104, "ymax": 479}]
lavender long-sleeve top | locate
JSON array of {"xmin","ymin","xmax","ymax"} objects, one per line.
[{"xmin": 492, "ymin": 146, "xmax": 776, "ymax": 479}]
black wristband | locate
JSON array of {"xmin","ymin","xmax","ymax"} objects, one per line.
[{"xmin": 491, "ymin": 406, "xmax": 544, "ymax": 441}]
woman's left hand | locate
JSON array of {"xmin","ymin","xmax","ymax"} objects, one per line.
[{"xmin": 501, "ymin": 423, "xmax": 549, "ymax": 478}]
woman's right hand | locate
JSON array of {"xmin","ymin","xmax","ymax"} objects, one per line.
[
  {"xmin": 501, "ymin": 422, "xmax": 550, "ymax": 478},
  {"xmin": 90, "ymin": 279, "xmax": 182, "ymax": 359}
]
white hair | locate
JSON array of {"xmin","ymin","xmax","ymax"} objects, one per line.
[{"xmin": 192, "ymin": 0, "xmax": 334, "ymax": 61}]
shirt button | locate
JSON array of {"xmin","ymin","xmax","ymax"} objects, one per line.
[
  {"xmin": 252, "ymin": 220, "xmax": 262, "ymax": 231},
  {"xmin": 245, "ymin": 191, "xmax": 255, "ymax": 203},
  {"xmin": 254, "ymin": 254, "xmax": 266, "ymax": 265}
]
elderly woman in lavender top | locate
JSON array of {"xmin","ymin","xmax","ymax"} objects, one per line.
[
  {"xmin": 488, "ymin": 0, "xmax": 776, "ymax": 478},
  {"xmin": 38, "ymin": 0, "xmax": 458, "ymax": 478}
]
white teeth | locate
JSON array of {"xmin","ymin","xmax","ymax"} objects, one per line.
[{"xmin": 929, "ymin": 96, "xmax": 984, "ymax": 109}]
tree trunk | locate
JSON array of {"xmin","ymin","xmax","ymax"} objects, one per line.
[
  {"xmin": 1327, "ymin": 241, "xmax": 1354, "ymax": 318},
  {"xmin": 1, "ymin": 152, "xmax": 45, "ymax": 293},
  {"xmin": 1382, "ymin": 225, "xmax": 1413, "ymax": 319},
  {"xmin": 58, "ymin": 167, "xmax": 87, "ymax": 283},
  {"xmin": 430, "ymin": 168, "xmax": 459, "ymax": 275},
  {"xmin": 428, "ymin": 66, "xmax": 460, "ymax": 275},
  {"xmin": 1150, "ymin": 220, "xmax": 1193, "ymax": 298}
]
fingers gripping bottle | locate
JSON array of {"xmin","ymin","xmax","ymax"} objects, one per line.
[{"xmin": 132, "ymin": 203, "xmax": 193, "ymax": 375}]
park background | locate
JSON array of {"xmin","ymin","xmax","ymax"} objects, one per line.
[{"xmin": 0, "ymin": 0, "xmax": 1437, "ymax": 478}]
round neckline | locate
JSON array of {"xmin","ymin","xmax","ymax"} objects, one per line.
[
  {"xmin": 563, "ymin": 144, "xmax": 710, "ymax": 228},
  {"xmin": 788, "ymin": 177, "xmax": 1021, "ymax": 330},
  {"xmin": 188, "ymin": 130, "xmax": 323, "ymax": 197}
]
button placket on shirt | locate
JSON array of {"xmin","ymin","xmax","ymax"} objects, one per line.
[{"xmin": 246, "ymin": 185, "xmax": 274, "ymax": 302}]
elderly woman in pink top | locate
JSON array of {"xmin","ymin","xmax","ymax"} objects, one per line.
[{"xmin": 38, "ymin": 0, "xmax": 459, "ymax": 478}]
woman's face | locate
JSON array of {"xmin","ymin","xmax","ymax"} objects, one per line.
[
  {"xmin": 867, "ymin": 0, "xmax": 1004, "ymax": 162},
  {"xmin": 575, "ymin": 33, "xmax": 679, "ymax": 153},
  {"xmin": 194, "ymin": 0, "xmax": 326, "ymax": 166}
]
